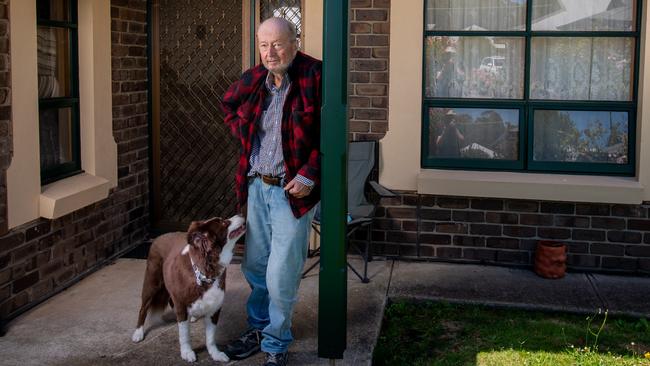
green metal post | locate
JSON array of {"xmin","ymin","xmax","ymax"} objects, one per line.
[{"xmin": 318, "ymin": 0, "xmax": 348, "ymax": 360}]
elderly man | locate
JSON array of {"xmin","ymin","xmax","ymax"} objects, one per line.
[{"xmin": 220, "ymin": 17, "xmax": 321, "ymax": 366}]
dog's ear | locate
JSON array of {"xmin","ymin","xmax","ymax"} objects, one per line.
[
  {"xmin": 187, "ymin": 221, "xmax": 201, "ymax": 244},
  {"xmin": 200, "ymin": 217, "xmax": 229, "ymax": 245}
]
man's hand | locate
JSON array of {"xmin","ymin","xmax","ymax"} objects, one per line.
[{"xmin": 284, "ymin": 178, "xmax": 313, "ymax": 199}]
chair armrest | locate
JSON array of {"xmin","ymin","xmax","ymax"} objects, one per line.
[{"xmin": 369, "ymin": 181, "xmax": 397, "ymax": 197}]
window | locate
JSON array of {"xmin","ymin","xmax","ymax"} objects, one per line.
[
  {"xmin": 37, "ymin": 0, "xmax": 81, "ymax": 184},
  {"xmin": 422, "ymin": 0, "xmax": 640, "ymax": 175}
]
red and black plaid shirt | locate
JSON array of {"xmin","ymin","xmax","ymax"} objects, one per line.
[{"xmin": 221, "ymin": 52, "xmax": 322, "ymax": 218}]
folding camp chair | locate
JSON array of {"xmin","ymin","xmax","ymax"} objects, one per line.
[{"xmin": 303, "ymin": 140, "xmax": 396, "ymax": 283}]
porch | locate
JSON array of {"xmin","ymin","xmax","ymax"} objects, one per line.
[{"xmin": 1, "ymin": 256, "xmax": 649, "ymax": 366}]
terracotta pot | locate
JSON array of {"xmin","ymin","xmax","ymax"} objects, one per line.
[{"xmin": 534, "ymin": 240, "xmax": 567, "ymax": 279}]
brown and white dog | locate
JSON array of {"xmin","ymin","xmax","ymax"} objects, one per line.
[{"xmin": 131, "ymin": 214, "xmax": 246, "ymax": 362}]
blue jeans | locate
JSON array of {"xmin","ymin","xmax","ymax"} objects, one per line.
[{"xmin": 242, "ymin": 177, "xmax": 315, "ymax": 353}]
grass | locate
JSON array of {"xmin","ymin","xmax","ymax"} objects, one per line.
[{"xmin": 373, "ymin": 301, "xmax": 650, "ymax": 366}]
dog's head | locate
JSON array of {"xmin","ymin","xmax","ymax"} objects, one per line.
[{"xmin": 186, "ymin": 214, "xmax": 246, "ymax": 256}]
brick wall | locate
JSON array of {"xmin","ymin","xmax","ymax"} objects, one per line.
[
  {"xmin": 349, "ymin": 0, "xmax": 389, "ymax": 141},
  {"xmin": 0, "ymin": 0, "xmax": 150, "ymax": 321},
  {"xmin": 364, "ymin": 193, "xmax": 650, "ymax": 274}
]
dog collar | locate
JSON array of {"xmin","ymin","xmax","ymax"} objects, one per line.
[{"xmin": 189, "ymin": 255, "xmax": 216, "ymax": 286}]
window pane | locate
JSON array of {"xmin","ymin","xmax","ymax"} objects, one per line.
[
  {"xmin": 425, "ymin": 36, "xmax": 524, "ymax": 99},
  {"xmin": 37, "ymin": 26, "xmax": 72, "ymax": 98},
  {"xmin": 425, "ymin": 0, "xmax": 526, "ymax": 31},
  {"xmin": 428, "ymin": 107, "xmax": 519, "ymax": 160},
  {"xmin": 39, "ymin": 107, "xmax": 74, "ymax": 171},
  {"xmin": 533, "ymin": 110, "xmax": 629, "ymax": 164},
  {"xmin": 530, "ymin": 37, "xmax": 633, "ymax": 101},
  {"xmin": 532, "ymin": 0, "xmax": 635, "ymax": 31},
  {"xmin": 37, "ymin": 0, "xmax": 71, "ymax": 22}
]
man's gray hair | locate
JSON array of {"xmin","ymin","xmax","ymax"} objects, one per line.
[{"xmin": 258, "ymin": 17, "xmax": 297, "ymax": 42}]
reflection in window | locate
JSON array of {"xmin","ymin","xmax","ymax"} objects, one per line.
[
  {"xmin": 532, "ymin": 0, "xmax": 635, "ymax": 31},
  {"xmin": 37, "ymin": 0, "xmax": 79, "ymax": 183},
  {"xmin": 425, "ymin": 36, "xmax": 524, "ymax": 99},
  {"xmin": 429, "ymin": 108, "xmax": 519, "ymax": 160},
  {"xmin": 37, "ymin": 0, "xmax": 70, "ymax": 22},
  {"xmin": 37, "ymin": 26, "xmax": 71, "ymax": 98},
  {"xmin": 425, "ymin": 0, "xmax": 526, "ymax": 31},
  {"xmin": 39, "ymin": 107, "xmax": 73, "ymax": 171},
  {"xmin": 533, "ymin": 110, "xmax": 629, "ymax": 164},
  {"xmin": 530, "ymin": 37, "xmax": 633, "ymax": 101}
]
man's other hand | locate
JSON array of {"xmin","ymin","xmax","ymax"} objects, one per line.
[{"xmin": 284, "ymin": 178, "xmax": 312, "ymax": 198}]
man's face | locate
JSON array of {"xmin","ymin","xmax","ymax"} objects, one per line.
[{"xmin": 257, "ymin": 23, "xmax": 297, "ymax": 75}]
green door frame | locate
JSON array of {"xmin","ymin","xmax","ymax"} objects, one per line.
[{"xmin": 319, "ymin": 0, "xmax": 349, "ymax": 360}]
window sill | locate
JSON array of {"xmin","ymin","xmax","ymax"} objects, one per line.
[
  {"xmin": 40, "ymin": 173, "xmax": 111, "ymax": 219},
  {"xmin": 418, "ymin": 169, "xmax": 644, "ymax": 204}
]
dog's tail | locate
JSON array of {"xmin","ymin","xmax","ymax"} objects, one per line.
[{"xmin": 135, "ymin": 255, "xmax": 168, "ymax": 328}]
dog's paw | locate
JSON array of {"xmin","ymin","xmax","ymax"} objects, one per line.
[
  {"xmin": 131, "ymin": 327, "xmax": 144, "ymax": 343},
  {"xmin": 180, "ymin": 347, "xmax": 197, "ymax": 362},
  {"xmin": 208, "ymin": 346, "xmax": 229, "ymax": 362}
]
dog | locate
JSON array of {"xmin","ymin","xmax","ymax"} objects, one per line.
[{"xmin": 131, "ymin": 214, "xmax": 246, "ymax": 362}]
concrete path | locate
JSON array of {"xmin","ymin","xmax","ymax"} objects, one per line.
[{"xmin": 1, "ymin": 258, "xmax": 649, "ymax": 366}]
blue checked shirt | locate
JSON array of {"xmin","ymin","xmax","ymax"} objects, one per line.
[{"xmin": 248, "ymin": 72, "xmax": 314, "ymax": 187}]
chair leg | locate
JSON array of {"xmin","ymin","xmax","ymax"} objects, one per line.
[
  {"xmin": 362, "ymin": 224, "xmax": 370, "ymax": 282},
  {"xmin": 347, "ymin": 262, "xmax": 367, "ymax": 283},
  {"xmin": 302, "ymin": 257, "xmax": 321, "ymax": 278}
]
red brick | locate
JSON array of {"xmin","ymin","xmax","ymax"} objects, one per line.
[
  {"xmin": 373, "ymin": 0, "xmax": 390, "ymax": 8},
  {"xmin": 372, "ymin": 47, "xmax": 389, "ymax": 59},
  {"xmin": 437, "ymin": 247, "xmax": 462, "ymax": 258},
  {"xmin": 373, "ymin": 22, "xmax": 390, "ymax": 33},
  {"xmin": 506, "ymin": 200, "xmax": 539, "ymax": 212},
  {"xmin": 370, "ymin": 122, "xmax": 388, "ymax": 133},
  {"xmin": 349, "ymin": 96, "xmax": 370, "ymax": 108},
  {"xmin": 463, "ymin": 248, "xmax": 497, "ymax": 261},
  {"xmin": 370, "ymin": 72, "xmax": 389, "ymax": 83},
  {"xmin": 350, "ymin": 47, "xmax": 371, "ymax": 58},
  {"xmin": 453, "ymin": 236, "xmax": 485, "ymax": 247},
  {"xmin": 371, "ymin": 96, "xmax": 388, "ymax": 108},
  {"xmin": 352, "ymin": 59, "xmax": 387, "ymax": 71},
  {"xmin": 608, "ymin": 231, "xmax": 642, "ymax": 243},
  {"xmin": 351, "ymin": 0, "xmax": 372, "ymax": 8},
  {"xmin": 438, "ymin": 197, "xmax": 469, "ymax": 209},
  {"xmin": 349, "ymin": 121, "xmax": 370, "ymax": 133},
  {"xmin": 591, "ymin": 217, "xmax": 625, "ymax": 230},
  {"xmin": 355, "ymin": 35, "xmax": 389, "ymax": 47},
  {"xmin": 350, "ymin": 22, "xmax": 372, "ymax": 34},
  {"xmin": 354, "ymin": 108, "xmax": 386, "ymax": 120},
  {"xmin": 436, "ymin": 223, "xmax": 468, "ymax": 234},
  {"xmin": 355, "ymin": 9, "xmax": 388, "ymax": 21},
  {"xmin": 349, "ymin": 71, "xmax": 370, "ymax": 83},
  {"xmin": 356, "ymin": 84, "xmax": 387, "ymax": 96},
  {"xmin": 628, "ymin": 219, "xmax": 650, "ymax": 231}
]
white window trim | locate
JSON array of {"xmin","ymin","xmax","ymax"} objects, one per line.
[
  {"xmin": 7, "ymin": 0, "xmax": 117, "ymax": 228},
  {"xmin": 381, "ymin": 0, "xmax": 650, "ymax": 204}
]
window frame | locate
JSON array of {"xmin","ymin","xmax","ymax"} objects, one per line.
[
  {"xmin": 37, "ymin": 0, "xmax": 82, "ymax": 184},
  {"xmin": 421, "ymin": 0, "xmax": 643, "ymax": 176}
]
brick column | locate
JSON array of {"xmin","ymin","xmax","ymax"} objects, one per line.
[{"xmin": 349, "ymin": 0, "xmax": 389, "ymax": 141}]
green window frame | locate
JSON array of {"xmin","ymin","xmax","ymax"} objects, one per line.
[
  {"xmin": 422, "ymin": 0, "xmax": 642, "ymax": 176},
  {"xmin": 37, "ymin": 0, "xmax": 81, "ymax": 184}
]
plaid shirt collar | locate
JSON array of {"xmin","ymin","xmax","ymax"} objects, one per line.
[{"xmin": 265, "ymin": 70, "xmax": 290, "ymax": 92}]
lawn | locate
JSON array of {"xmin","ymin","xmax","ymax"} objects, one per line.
[{"xmin": 373, "ymin": 301, "xmax": 650, "ymax": 366}]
